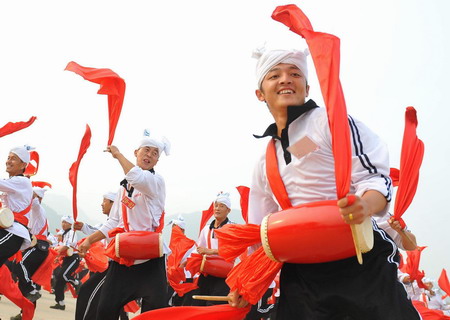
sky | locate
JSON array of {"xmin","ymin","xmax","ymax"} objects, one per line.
[{"xmin": 0, "ymin": 0, "xmax": 448, "ymax": 280}]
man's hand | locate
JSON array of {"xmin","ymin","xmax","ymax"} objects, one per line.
[
  {"xmin": 228, "ymin": 290, "xmax": 249, "ymax": 308},
  {"xmin": 73, "ymin": 221, "xmax": 84, "ymax": 231},
  {"xmin": 337, "ymin": 194, "xmax": 370, "ymax": 225},
  {"xmin": 78, "ymin": 237, "xmax": 91, "ymax": 255},
  {"xmin": 105, "ymin": 145, "xmax": 121, "ymax": 159},
  {"xmin": 197, "ymin": 247, "xmax": 211, "ymax": 255}
]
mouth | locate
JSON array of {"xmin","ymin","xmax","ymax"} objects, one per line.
[{"xmin": 278, "ymin": 89, "xmax": 295, "ymax": 95}]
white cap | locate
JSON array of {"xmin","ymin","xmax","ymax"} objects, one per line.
[
  {"xmin": 10, "ymin": 145, "xmax": 35, "ymax": 164},
  {"xmin": 61, "ymin": 215, "xmax": 74, "ymax": 225},
  {"xmin": 139, "ymin": 129, "xmax": 170, "ymax": 156},
  {"xmin": 32, "ymin": 187, "xmax": 46, "ymax": 199},
  {"xmin": 167, "ymin": 214, "xmax": 186, "ymax": 230},
  {"xmin": 215, "ymin": 192, "xmax": 231, "ymax": 209},
  {"xmin": 103, "ymin": 192, "xmax": 117, "ymax": 202},
  {"xmin": 253, "ymin": 46, "xmax": 309, "ymax": 89}
]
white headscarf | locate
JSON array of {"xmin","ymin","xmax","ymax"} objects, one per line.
[
  {"xmin": 103, "ymin": 192, "xmax": 117, "ymax": 202},
  {"xmin": 61, "ymin": 215, "xmax": 74, "ymax": 225},
  {"xmin": 139, "ymin": 129, "xmax": 171, "ymax": 156},
  {"xmin": 10, "ymin": 145, "xmax": 34, "ymax": 163},
  {"xmin": 33, "ymin": 187, "xmax": 46, "ymax": 199},
  {"xmin": 167, "ymin": 214, "xmax": 186, "ymax": 230},
  {"xmin": 215, "ymin": 192, "xmax": 231, "ymax": 209},
  {"xmin": 253, "ymin": 46, "xmax": 309, "ymax": 89}
]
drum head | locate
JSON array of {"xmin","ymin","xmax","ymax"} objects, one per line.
[
  {"xmin": 0, "ymin": 207, "xmax": 14, "ymax": 228},
  {"xmin": 354, "ymin": 218, "xmax": 374, "ymax": 253}
]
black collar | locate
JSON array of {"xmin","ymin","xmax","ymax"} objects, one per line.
[
  {"xmin": 209, "ymin": 217, "xmax": 229, "ymax": 230},
  {"xmin": 120, "ymin": 168, "xmax": 155, "ymax": 197}
]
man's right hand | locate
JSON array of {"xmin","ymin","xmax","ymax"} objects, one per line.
[
  {"xmin": 78, "ymin": 237, "xmax": 91, "ymax": 255},
  {"xmin": 228, "ymin": 290, "xmax": 249, "ymax": 308},
  {"xmin": 73, "ymin": 221, "xmax": 84, "ymax": 231}
]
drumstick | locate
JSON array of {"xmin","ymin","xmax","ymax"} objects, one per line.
[
  {"xmin": 192, "ymin": 295, "xmax": 230, "ymax": 302},
  {"xmin": 346, "ymin": 195, "xmax": 363, "ymax": 265}
]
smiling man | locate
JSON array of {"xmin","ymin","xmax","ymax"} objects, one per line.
[{"xmin": 78, "ymin": 130, "xmax": 170, "ymax": 319}]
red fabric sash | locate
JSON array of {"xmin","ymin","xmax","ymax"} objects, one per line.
[
  {"xmin": 35, "ymin": 220, "xmax": 48, "ymax": 240},
  {"xmin": 13, "ymin": 202, "xmax": 32, "ymax": 226},
  {"xmin": 266, "ymin": 140, "xmax": 292, "ymax": 210}
]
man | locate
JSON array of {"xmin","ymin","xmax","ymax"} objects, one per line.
[
  {"xmin": 79, "ymin": 130, "xmax": 170, "ymax": 319},
  {"xmin": 228, "ymin": 48, "xmax": 420, "ymax": 319},
  {"xmin": 191, "ymin": 192, "xmax": 234, "ymax": 306},
  {"xmin": 50, "ymin": 215, "xmax": 79, "ymax": 310},
  {"xmin": 0, "ymin": 146, "xmax": 33, "ymax": 266}
]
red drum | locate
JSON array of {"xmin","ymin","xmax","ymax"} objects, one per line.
[
  {"xmin": 115, "ymin": 231, "xmax": 163, "ymax": 260},
  {"xmin": 0, "ymin": 207, "xmax": 14, "ymax": 228},
  {"xmin": 260, "ymin": 200, "xmax": 374, "ymax": 264},
  {"xmin": 200, "ymin": 255, "xmax": 234, "ymax": 278}
]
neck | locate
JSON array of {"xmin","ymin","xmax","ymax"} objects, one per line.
[
  {"xmin": 269, "ymin": 107, "xmax": 288, "ymax": 136},
  {"xmin": 214, "ymin": 218, "xmax": 225, "ymax": 227}
]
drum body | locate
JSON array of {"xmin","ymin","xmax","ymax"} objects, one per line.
[
  {"xmin": 0, "ymin": 207, "xmax": 14, "ymax": 228},
  {"xmin": 200, "ymin": 255, "xmax": 234, "ymax": 278},
  {"xmin": 261, "ymin": 200, "xmax": 373, "ymax": 264},
  {"xmin": 115, "ymin": 231, "xmax": 163, "ymax": 260}
]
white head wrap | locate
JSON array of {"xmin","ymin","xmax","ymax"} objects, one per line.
[
  {"xmin": 167, "ymin": 214, "xmax": 186, "ymax": 230},
  {"xmin": 33, "ymin": 187, "xmax": 46, "ymax": 199},
  {"xmin": 215, "ymin": 192, "xmax": 231, "ymax": 209},
  {"xmin": 103, "ymin": 192, "xmax": 117, "ymax": 202},
  {"xmin": 253, "ymin": 46, "xmax": 309, "ymax": 89},
  {"xmin": 139, "ymin": 129, "xmax": 171, "ymax": 156},
  {"xmin": 61, "ymin": 215, "xmax": 74, "ymax": 225},
  {"xmin": 10, "ymin": 145, "xmax": 35, "ymax": 164}
]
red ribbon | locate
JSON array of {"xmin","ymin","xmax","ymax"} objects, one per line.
[{"xmin": 0, "ymin": 116, "xmax": 36, "ymax": 138}]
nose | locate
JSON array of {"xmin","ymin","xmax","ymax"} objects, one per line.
[{"xmin": 279, "ymin": 72, "xmax": 292, "ymax": 84}]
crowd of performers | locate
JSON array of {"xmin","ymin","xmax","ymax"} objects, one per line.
[{"xmin": 1, "ymin": 4, "xmax": 450, "ymax": 320}]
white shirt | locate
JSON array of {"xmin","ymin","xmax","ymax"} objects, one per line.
[
  {"xmin": 197, "ymin": 219, "xmax": 233, "ymax": 250},
  {"xmin": 29, "ymin": 197, "xmax": 48, "ymax": 237},
  {"xmin": 59, "ymin": 229, "xmax": 78, "ymax": 249},
  {"xmin": 0, "ymin": 175, "xmax": 33, "ymax": 249},
  {"xmin": 248, "ymin": 107, "xmax": 392, "ymax": 225}
]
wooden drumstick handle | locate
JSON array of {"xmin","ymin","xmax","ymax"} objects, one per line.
[{"xmin": 192, "ymin": 295, "xmax": 230, "ymax": 302}]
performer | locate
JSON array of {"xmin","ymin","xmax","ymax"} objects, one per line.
[
  {"xmin": 79, "ymin": 130, "xmax": 170, "ymax": 319},
  {"xmin": 228, "ymin": 47, "xmax": 421, "ymax": 319},
  {"xmin": 191, "ymin": 192, "xmax": 234, "ymax": 306},
  {"xmin": 50, "ymin": 215, "xmax": 80, "ymax": 310},
  {"xmin": 0, "ymin": 146, "xmax": 33, "ymax": 266},
  {"xmin": 375, "ymin": 213, "xmax": 417, "ymax": 251}
]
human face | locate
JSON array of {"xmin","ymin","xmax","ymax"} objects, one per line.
[
  {"xmin": 6, "ymin": 152, "xmax": 27, "ymax": 177},
  {"xmin": 101, "ymin": 198, "xmax": 113, "ymax": 215},
  {"xmin": 214, "ymin": 201, "xmax": 230, "ymax": 223},
  {"xmin": 61, "ymin": 220, "xmax": 72, "ymax": 231},
  {"xmin": 256, "ymin": 63, "xmax": 310, "ymax": 112},
  {"xmin": 134, "ymin": 146, "xmax": 160, "ymax": 171}
]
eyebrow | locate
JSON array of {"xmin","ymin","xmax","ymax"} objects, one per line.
[{"xmin": 268, "ymin": 65, "xmax": 301, "ymax": 73}]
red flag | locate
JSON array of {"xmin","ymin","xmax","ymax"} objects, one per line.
[
  {"xmin": 65, "ymin": 61, "xmax": 125, "ymax": 146},
  {"xmin": 31, "ymin": 181, "xmax": 52, "ymax": 188},
  {"xmin": 392, "ymin": 107, "xmax": 424, "ymax": 228},
  {"xmin": 199, "ymin": 202, "xmax": 214, "ymax": 236},
  {"xmin": 272, "ymin": 4, "xmax": 351, "ymax": 199},
  {"xmin": 69, "ymin": 124, "xmax": 92, "ymax": 221},
  {"xmin": 236, "ymin": 186, "xmax": 250, "ymax": 223},
  {"xmin": 0, "ymin": 116, "xmax": 36, "ymax": 138},
  {"xmin": 438, "ymin": 269, "xmax": 450, "ymax": 298}
]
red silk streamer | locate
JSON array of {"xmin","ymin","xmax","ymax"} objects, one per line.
[
  {"xmin": 69, "ymin": 124, "xmax": 92, "ymax": 222},
  {"xmin": 404, "ymin": 246, "xmax": 427, "ymax": 289},
  {"xmin": 31, "ymin": 181, "xmax": 52, "ymax": 188},
  {"xmin": 0, "ymin": 116, "xmax": 36, "ymax": 138},
  {"xmin": 199, "ymin": 202, "xmax": 214, "ymax": 236},
  {"xmin": 65, "ymin": 61, "xmax": 125, "ymax": 146},
  {"xmin": 272, "ymin": 4, "xmax": 351, "ymax": 199},
  {"xmin": 438, "ymin": 269, "xmax": 450, "ymax": 298},
  {"xmin": 24, "ymin": 150, "xmax": 39, "ymax": 176},
  {"xmin": 216, "ymin": 224, "xmax": 261, "ymax": 261},
  {"xmin": 132, "ymin": 304, "xmax": 251, "ymax": 320},
  {"xmin": 167, "ymin": 225, "xmax": 198, "ymax": 296},
  {"xmin": 392, "ymin": 107, "xmax": 424, "ymax": 229},
  {"xmin": 236, "ymin": 186, "xmax": 250, "ymax": 223},
  {"xmin": 412, "ymin": 300, "xmax": 450, "ymax": 320}
]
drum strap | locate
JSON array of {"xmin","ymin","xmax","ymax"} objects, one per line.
[
  {"xmin": 266, "ymin": 139, "xmax": 292, "ymax": 210},
  {"xmin": 13, "ymin": 202, "xmax": 32, "ymax": 226},
  {"xmin": 35, "ymin": 220, "xmax": 48, "ymax": 240}
]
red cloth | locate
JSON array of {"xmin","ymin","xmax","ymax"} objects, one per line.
[
  {"xmin": 68, "ymin": 124, "xmax": 92, "ymax": 221},
  {"xmin": 132, "ymin": 304, "xmax": 251, "ymax": 320},
  {"xmin": 124, "ymin": 300, "xmax": 140, "ymax": 313},
  {"xmin": 31, "ymin": 248, "xmax": 58, "ymax": 292},
  {"xmin": 167, "ymin": 225, "xmax": 198, "ymax": 297},
  {"xmin": 24, "ymin": 150, "xmax": 39, "ymax": 176},
  {"xmin": 199, "ymin": 202, "xmax": 214, "ymax": 236},
  {"xmin": 392, "ymin": 107, "xmax": 424, "ymax": 228},
  {"xmin": 0, "ymin": 116, "xmax": 36, "ymax": 138},
  {"xmin": 404, "ymin": 246, "xmax": 427, "ymax": 288},
  {"xmin": 215, "ymin": 224, "xmax": 260, "ymax": 261},
  {"xmin": 390, "ymin": 168, "xmax": 400, "ymax": 187},
  {"xmin": 185, "ymin": 253, "xmax": 203, "ymax": 276},
  {"xmin": 236, "ymin": 186, "xmax": 250, "ymax": 223},
  {"xmin": 0, "ymin": 264, "xmax": 35, "ymax": 320},
  {"xmin": 31, "ymin": 181, "xmax": 52, "ymax": 188},
  {"xmin": 65, "ymin": 61, "xmax": 125, "ymax": 146},
  {"xmin": 412, "ymin": 300, "xmax": 450, "ymax": 320},
  {"xmin": 84, "ymin": 240, "xmax": 108, "ymax": 273},
  {"xmin": 438, "ymin": 269, "xmax": 450, "ymax": 298},
  {"xmin": 272, "ymin": 4, "xmax": 351, "ymax": 199}
]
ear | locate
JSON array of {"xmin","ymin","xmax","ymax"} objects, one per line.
[
  {"xmin": 305, "ymin": 84, "xmax": 310, "ymax": 97},
  {"xmin": 134, "ymin": 149, "xmax": 138, "ymax": 157},
  {"xmin": 255, "ymin": 89, "xmax": 265, "ymax": 102}
]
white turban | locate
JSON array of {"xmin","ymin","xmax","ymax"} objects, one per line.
[
  {"xmin": 253, "ymin": 47, "xmax": 309, "ymax": 89},
  {"xmin": 167, "ymin": 214, "xmax": 186, "ymax": 230},
  {"xmin": 139, "ymin": 129, "xmax": 171, "ymax": 156},
  {"xmin": 215, "ymin": 192, "xmax": 231, "ymax": 209},
  {"xmin": 33, "ymin": 187, "xmax": 46, "ymax": 199},
  {"xmin": 10, "ymin": 145, "xmax": 34, "ymax": 164},
  {"xmin": 61, "ymin": 215, "xmax": 74, "ymax": 225},
  {"xmin": 103, "ymin": 192, "xmax": 117, "ymax": 202}
]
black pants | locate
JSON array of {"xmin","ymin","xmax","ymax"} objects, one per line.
[
  {"xmin": 12, "ymin": 245, "xmax": 49, "ymax": 295},
  {"xmin": 245, "ymin": 288, "xmax": 275, "ymax": 320},
  {"xmin": 0, "ymin": 230, "xmax": 24, "ymax": 266},
  {"xmin": 276, "ymin": 227, "xmax": 421, "ymax": 320},
  {"xmin": 96, "ymin": 257, "xmax": 168, "ymax": 320},
  {"xmin": 54, "ymin": 254, "xmax": 80, "ymax": 303},
  {"xmin": 75, "ymin": 270, "xmax": 107, "ymax": 320},
  {"xmin": 191, "ymin": 274, "xmax": 230, "ymax": 306}
]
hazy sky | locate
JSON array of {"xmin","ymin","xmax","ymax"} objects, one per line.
[{"xmin": 1, "ymin": 0, "xmax": 448, "ymax": 280}]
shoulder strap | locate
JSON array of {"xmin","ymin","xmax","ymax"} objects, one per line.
[{"xmin": 265, "ymin": 139, "xmax": 292, "ymax": 210}]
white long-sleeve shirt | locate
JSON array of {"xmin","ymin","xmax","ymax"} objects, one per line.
[
  {"xmin": 29, "ymin": 197, "xmax": 48, "ymax": 237},
  {"xmin": 0, "ymin": 175, "xmax": 33, "ymax": 249}
]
